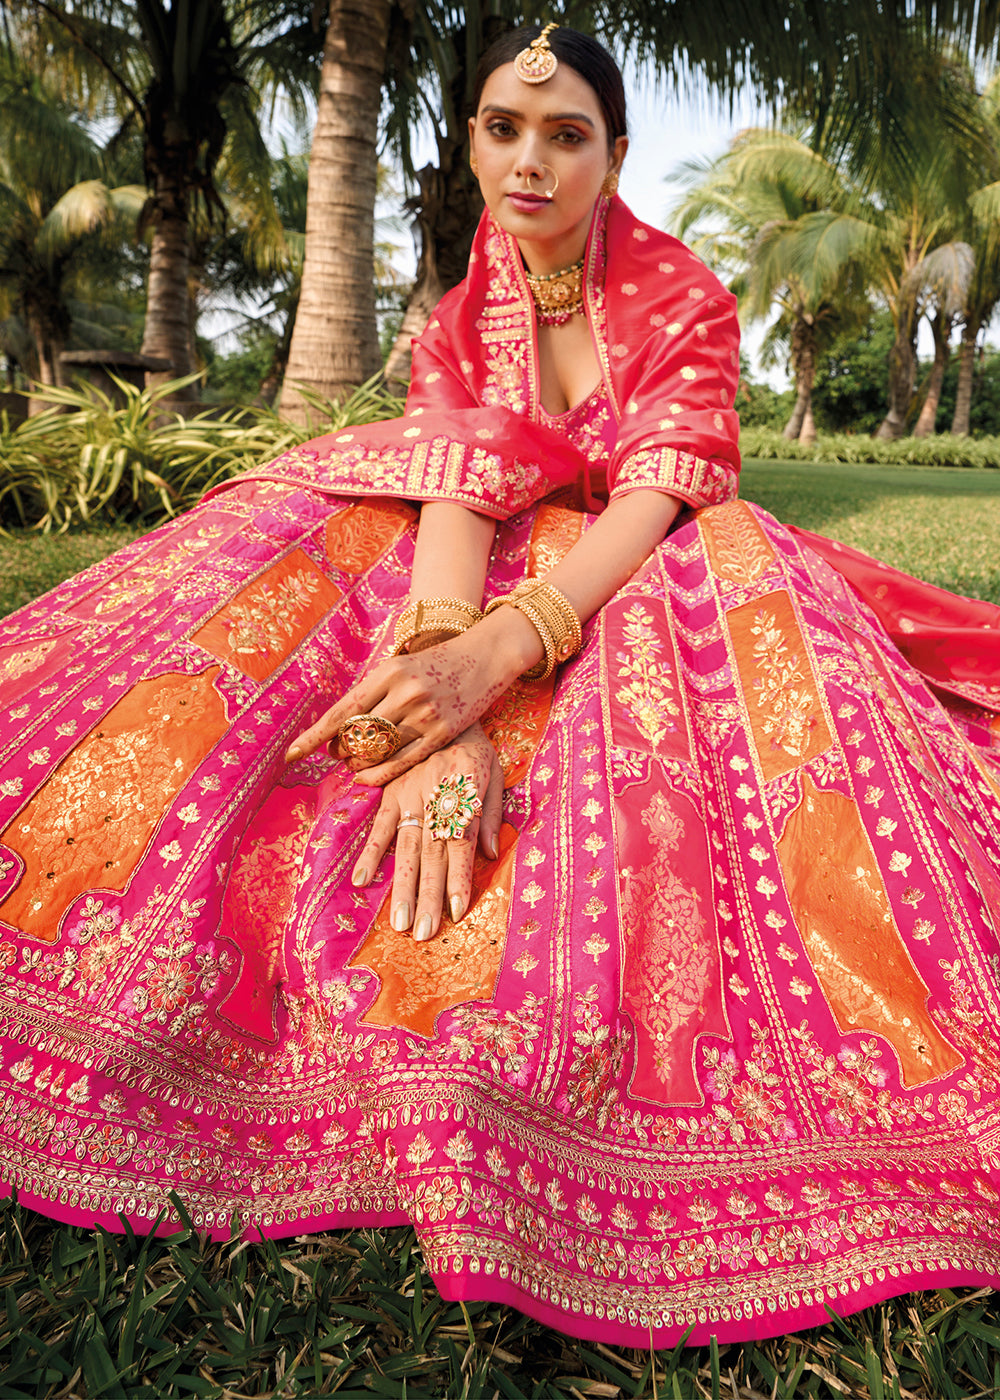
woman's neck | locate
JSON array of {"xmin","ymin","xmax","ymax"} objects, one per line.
[{"xmin": 517, "ymin": 233, "xmax": 588, "ymax": 278}]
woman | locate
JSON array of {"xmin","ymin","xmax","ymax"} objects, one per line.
[{"xmin": 1, "ymin": 23, "xmax": 999, "ymax": 1349}]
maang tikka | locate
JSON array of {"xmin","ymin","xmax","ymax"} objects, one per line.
[{"xmin": 514, "ymin": 22, "xmax": 559, "ymax": 84}]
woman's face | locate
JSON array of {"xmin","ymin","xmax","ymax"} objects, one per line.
[{"xmin": 469, "ymin": 60, "xmax": 627, "ymax": 274}]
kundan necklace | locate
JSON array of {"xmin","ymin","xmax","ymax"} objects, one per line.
[{"xmin": 524, "ymin": 256, "xmax": 584, "ymax": 326}]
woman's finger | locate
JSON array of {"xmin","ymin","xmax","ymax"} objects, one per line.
[
  {"xmin": 388, "ymin": 812, "xmax": 425, "ymax": 930},
  {"xmin": 350, "ymin": 791, "xmax": 401, "ymax": 887},
  {"xmin": 411, "ymin": 832, "xmax": 449, "ymax": 942},
  {"xmin": 479, "ymin": 755, "xmax": 505, "ymax": 861},
  {"xmin": 347, "ymin": 731, "xmax": 448, "ymax": 787},
  {"xmin": 441, "ymin": 820, "xmax": 478, "ymax": 925},
  {"xmin": 284, "ymin": 671, "xmax": 397, "ymax": 763}
]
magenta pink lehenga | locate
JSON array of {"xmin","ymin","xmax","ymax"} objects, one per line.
[{"xmin": 3, "ymin": 216, "xmax": 1000, "ymax": 1350}]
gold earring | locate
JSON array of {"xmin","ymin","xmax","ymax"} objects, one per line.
[
  {"xmin": 601, "ymin": 170, "xmax": 619, "ymax": 197},
  {"xmin": 470, "ymin": 153, "xmax": 479, "ymax": 177}
]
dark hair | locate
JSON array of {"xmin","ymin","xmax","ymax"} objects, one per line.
[{"xmin": 472, "ymin": 25, "xmax": 627, "ymax": 149}]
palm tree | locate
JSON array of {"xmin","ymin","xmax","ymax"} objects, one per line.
[
  {"xmin": 948, "ymin": 79, "xmax": 1000, "ymax": 435},
  {"xmin": 13, "ymin": 0, "xmax": 320, "ymax": 410},
  {"xmin": 673, "ymin": 131, "xmax": 868, "ymax": 442},
  {"xmin": 277, "ymin": 0, "xmax": 393, "ymax": 424},
  {"xmin": 0, "ymin": 40, "xmax": 145, "ymax": 401}
]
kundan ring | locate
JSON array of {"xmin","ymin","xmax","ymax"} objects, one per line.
[
  {"xmin": 335, "ymin": 713, "xmax": 402, "ymax": 764},
  {"xmin": 425, "ymin": 773, "xmax": 483, "ymax": 841}
]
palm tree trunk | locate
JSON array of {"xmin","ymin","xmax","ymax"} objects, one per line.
[
  {"xmin": 950, "ymin": 317, "xmax": 980, "ymax": 435},
  {"xmin": 140, "ymin": 172, "xmax": 196, "ymax": 410},
  {"xmin": 383, "ymin": 152, "xmax": 483, "ymax": 391},
  {"xmin": 782, "ymin": 314, "xmax": 816, "ymax": 440},
  {"xmin": 24, "ymin": 310, "xmax": 64, "ymax": 413},
  {"xmin": 875, "ymin": 325, "xmax": 917, "ymax": 439},
  {"xmin": 279, "ymin": 0, "xmax": 391, "ymax": 425},
  {"xmin": 913, "ymin": 312, "xmax": 952, "ymax": 437}
]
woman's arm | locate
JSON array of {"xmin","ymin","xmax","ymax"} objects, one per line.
[
  {"xmin": 403, "ymin": 501, "xmax": 496, "ymax": 647},
  {"xmin": 286, "ymin": 487, "xmax": 682, "ymax": 775}
]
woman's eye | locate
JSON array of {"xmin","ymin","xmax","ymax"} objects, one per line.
[
  {"xmin": 486, "ymin": 120, "xmax": 515, "ymax": 138},
  {"xmin": 555, "ymin": 129, "xmax": 585, "ymax": 144}
]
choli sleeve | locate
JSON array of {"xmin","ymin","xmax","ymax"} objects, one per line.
[{"xmin": 606, "ymin": 245, "xmax": 741, "ymax": 510}]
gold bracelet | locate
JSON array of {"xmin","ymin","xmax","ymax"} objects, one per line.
[
  {"xmin": 393, "ymin": 596, "xmax": 484, "ymax": 655},
  {"xmin": 484, "ymin": 580, "xmax": 583, "ymax": 681}
]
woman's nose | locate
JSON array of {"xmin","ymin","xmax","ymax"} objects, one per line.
[{"xmin": 515, "ymin": 143, "xmax": 546, "ymax": 180}]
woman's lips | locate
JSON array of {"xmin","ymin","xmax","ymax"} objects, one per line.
[{"xmin": 507, "ymin": 191, "xmax": 550, "ymax": 213}]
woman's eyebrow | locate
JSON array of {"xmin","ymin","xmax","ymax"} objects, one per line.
[{"xmin": 480, "ymin": 104, "xmax": 595, "ymax": 128}]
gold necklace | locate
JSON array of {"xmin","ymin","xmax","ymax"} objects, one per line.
[{"xmin": 524, "ymin": 257, "xmax": 584, "ymax": 326}]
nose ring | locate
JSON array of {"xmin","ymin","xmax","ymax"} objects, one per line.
[{"xmin": 526, "ymin": 165, "xmax": 559, "ymax": 200}]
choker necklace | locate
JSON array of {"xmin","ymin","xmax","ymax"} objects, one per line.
[{"xmin": 524, "ymin": 256, "xmax": 585, "ymax": 326}]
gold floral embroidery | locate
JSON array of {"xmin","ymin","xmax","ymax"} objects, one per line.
[
  {"xmin": 323, "ymin": 499, "xmax": 417, "ymax": 573},
  {"xmin": 699, "ymin": 500, "xmax": 776, "ymax": 586},
  {"xmin": 0, "ymin": 640, "xmax": 58, "ymax": 683},
  {"xmin": 0, "ymin": 668, "xmax": 227, "ymax": 941},
  {"xmin": 613, "ymin": 602, "xmax": 681, "ymax": 750},
  {"xmin": 192, "ymin": 551, "xmax": 341, "ymax": 681},
  {"xmin": 727, "ymin": 590, "xmax": 832, "ymax": 781}
]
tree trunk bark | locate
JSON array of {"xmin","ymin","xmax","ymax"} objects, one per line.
[
  {"xmin": 782, "ymin": 313, "xmax": 816, "ymax": 440},
  {"xmin": 950, "ymin": 317, "xmax": 980, "ymax": 435},
  {"xmin": 140, "ymin": 171, "xmax": 196, "ymax": 412},
  {"xmin": 913, "ymin": 311, "xmax": 952, "ymax": 437},
  {"xmin": 279, "ymin": 0, "xmax": 391, "ymax": 425},
  {"xmin": 875, "ymin": 322, "xmax": 917, "ymax": 439},
  {"xmin": 383, "ymin": 154, "xmax": 483, "ymax": 391},
  {"xmin": 24, "ymin": 311, "xmax": 62, "ymax": 414}
]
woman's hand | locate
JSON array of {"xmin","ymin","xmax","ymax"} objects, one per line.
[
  {"xmin": 285, "ymin": 610, "xmax": 542, "ymax": 784},
  {"xmin": 351, "ymin": 722, "xmax": 504, "ymax": 941}
]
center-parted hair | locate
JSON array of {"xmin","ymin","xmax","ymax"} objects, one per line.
[{"xmin": 472, "ymin": 25, "xmax": 628, "ymax": 149}]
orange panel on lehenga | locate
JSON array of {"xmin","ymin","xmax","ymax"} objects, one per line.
[
  {"xmin": 324, "ymin": 500, "xmax": 417, "ymax": 574},
  {"xmin": 351, "ymin": 824, "xmax": 517, "ymax": 1037},
  {"xmin": 699, "ymin": 500, "xmax": 775, "ymax": 586},
  {"xmin": 192, "ymin": 549, "xmax": 341, "ymax": 681},
  {"xmin": 776, "ymin": 773, "xmax": 962, "ymax": 1087},
  {"xmin": 0, "ymin": 668, "xmax": 227, "ymax": 940},
  {"xmin": 728, "ymin": 589, "xmax": 832, "ymax": 781},
  {"xmin": 526, "ymin": 504, "xmax": 585, "ymax": 578}
]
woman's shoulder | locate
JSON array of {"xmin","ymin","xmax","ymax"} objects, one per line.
[{"xmin": 605, "ymin": 198, "xmax": 731, "ymax": 304}]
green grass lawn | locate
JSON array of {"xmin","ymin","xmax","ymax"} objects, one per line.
[
  {"xmin": 740, "ymin": 458, "xmax": 1000, "ymax": 603},
  {"xmin": 2, "ymin": 462, "xmax": 1000, "ymax": 1397}
]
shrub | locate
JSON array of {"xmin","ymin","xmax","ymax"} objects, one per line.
[
  {"xmin": 0, "ymin": 374, "xmax": 404, "ymax": 532},
  {"xmin": 740, "ymin": 425, "xmax": 1000, "ymax": 469}
]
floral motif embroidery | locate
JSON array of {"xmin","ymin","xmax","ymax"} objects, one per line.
[{"xmin": 613, "ymin": 603, "xmax": 680, "ymax": 749}]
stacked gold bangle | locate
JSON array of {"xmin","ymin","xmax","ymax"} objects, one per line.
[
  {"xmin": 485, "ymin": 580, "xmax": 583, "ymax": 681},
  {"xmin": 393, "ymin": 596, "xmax": 484, "ymax": 654}
]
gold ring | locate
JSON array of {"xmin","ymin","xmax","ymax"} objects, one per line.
[
  {"xmin": 335, "ymin": 714, "xmax": 402, "ymax": 764},
  {"xmin": 424, "ymin": 773, "xmax": 483, "ymax": 841},
  {"xmin": 525, "ymin": 165, "xmax": 558, "ymax": 200},
  {"xmin": 396, "ymin": 817, "xmax": 424, "ymax": 831}
]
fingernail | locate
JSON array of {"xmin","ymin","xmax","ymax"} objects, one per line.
[
  {"xmin": 450, "ymin": 894, "xmax": 465, "ymax": 923},
  {"xmin": 286, "ymin": 745, "xmax": 302, "ymax": 762},
  {"xmin": 391, "ymin": 902, "xmax": 410, "ymax": 932},
  {"xmin": 487, "ymin": 834, "xmax": 499, "ymax": 860},
  {"xmin": 414, "ymin": 914, "xmax": 433, "ymax": 942},
  {"xmin": 351, "ymin": 867, "xmax": 369, "ymax": 887}
]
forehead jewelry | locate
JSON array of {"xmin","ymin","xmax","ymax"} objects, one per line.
[{"xmin": 514, "ymin": 22, "xmax": 559, "ymax": 84}]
